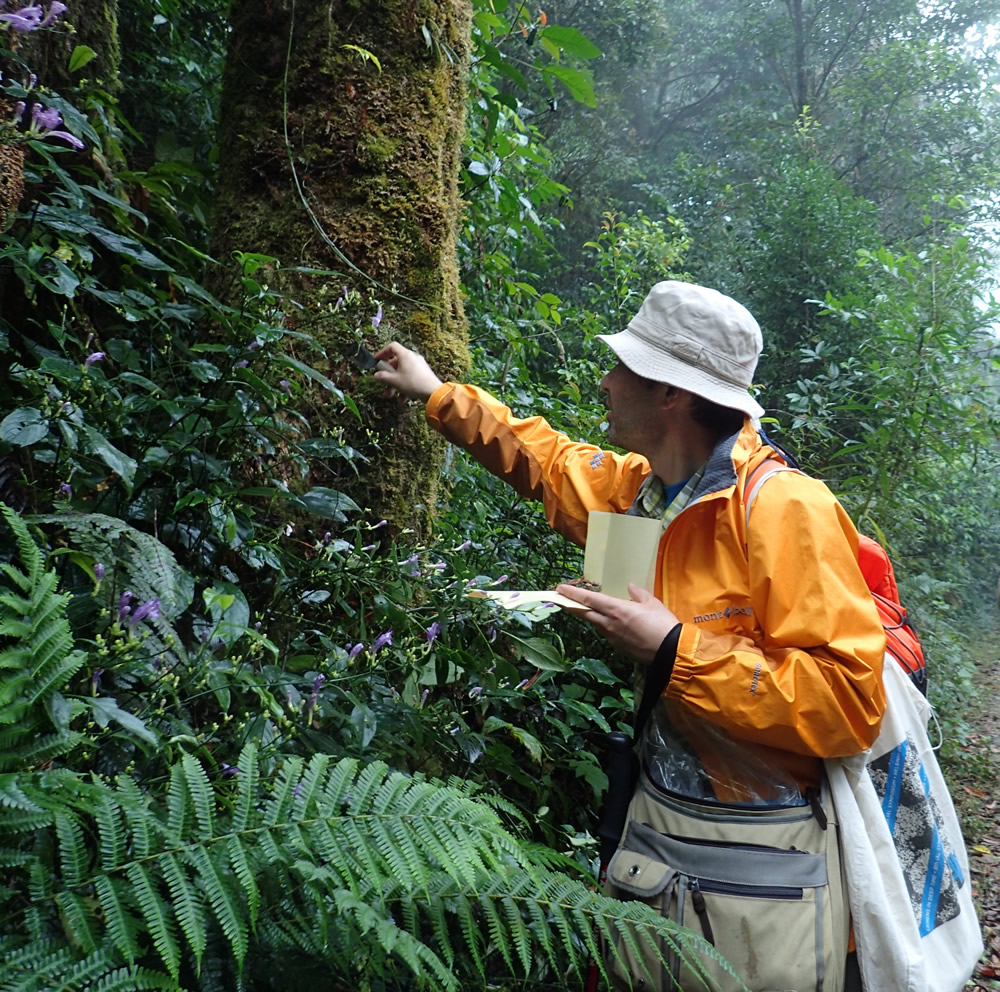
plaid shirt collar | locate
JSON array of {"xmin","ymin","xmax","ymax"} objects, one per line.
[{"xmin": 631, "ymin": 465, "xmax": 707, "ymax": 527}]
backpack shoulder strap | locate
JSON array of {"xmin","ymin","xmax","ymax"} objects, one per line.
[{"xmin": 743, "ymin": 458, "xmax": 799, "ymax": 529}]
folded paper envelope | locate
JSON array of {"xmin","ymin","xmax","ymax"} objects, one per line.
[{"xmin": 470, "ymin": 511, "xmax": 663, "ymax": 613}]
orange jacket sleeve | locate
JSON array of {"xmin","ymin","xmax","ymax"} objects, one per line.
[{"xmin": 426, "ymin": 382, "xmax": 650, "ymax": 548}]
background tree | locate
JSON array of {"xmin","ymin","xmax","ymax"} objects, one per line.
[{"xmin": 210, "ymin": 0, "xmax": 474, "ymax": 536}]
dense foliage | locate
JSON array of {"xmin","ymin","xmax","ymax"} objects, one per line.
[{"xmin": 0, "ymin": 0, "xmax": 998, "ymax": 987}]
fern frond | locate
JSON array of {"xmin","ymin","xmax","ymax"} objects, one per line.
[
  {"xmin": 91, "ymin": 964, "xmax": 182, "ymax": 991},
  {"xmin": 124, "ymin": 863, "xmax": 180, "ymax": 979},
  {"xmin": 189, "ymin": 843, "xmax": 248, "ymax": 962},
  {"xmin": 164, "ymin": 764, "xmax": 189, "ymax": 840},
  {"xmin": 263, "ymin": 755, "xmax": 303, "ymax": 826},
  {"xmin": 94, "ymin": 793, "xmax": 125, "ymax": 872},
  {"xmin": 93, "ymin": 873, "xmax": 141, "ymax": 964},
  {"xmin": 180, "ymin": 753, "xmax": 213, "ymax": 839},
  {"xmin": 227, "ymin": 834, "xmax": 259, "ymax": 928},
  {"xmin": 1, "ymin": 505, "xmax": 44, "ymax": 586},
  {"xmin": 54, "ymin": 810, "xmax": 89, "ymax": 887},
  {"xmin": 159, "ymin": 852, "xmax": 206, "ymax": 970},
  {"xmin": 231, "ymin": 744, "xmax": 258, "ymax": 832},
  {"xmin": 54, "ymin": 889, "xmax": 99, "ymax": 954},
  {"xmin": 14, "ymin": 729, "xmax": 86, "ymax": 768}
]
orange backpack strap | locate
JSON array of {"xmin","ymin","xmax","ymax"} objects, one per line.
[{"xmin": 742, "ymin": 458, "xmax": 798, "ymax": 529}]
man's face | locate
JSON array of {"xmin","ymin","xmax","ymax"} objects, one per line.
[{"xmin": 600, "ymin": 361, "xmax": 662, "ymax": 453}]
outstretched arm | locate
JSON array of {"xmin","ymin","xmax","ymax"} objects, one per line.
[{"xmin": 373, "ymin": 342, "xmax": 443, "ymax": 401}]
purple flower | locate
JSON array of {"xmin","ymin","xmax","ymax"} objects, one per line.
[
  {"xmin": 516, "ymin": 678, "xmax": 529, "ymax": 690},
  {"xmin": 293, "ymin": 781, "xmax": 304, "ymax": 799},
  {"xmin": 455, "ymin": 539, "xmax": 472, "ymax": 551},
  {"xmin": 27, "ymin": 102, "xmax": 84, "ymax": 149},
  {"xmin": 234, "ymin": 359, "xmax": 249, "ymax": 368},
  {"xmin": 420, "ymin": 688, "xmax": 430, "ymax": 705},
  {"xmin": 40, "ymin": 1, "xmax": 66, "ymax": 26},
  {"xmin": 371, "ymin": 629, "xmax": 393, "ymax": 652},
  {"xmin": 0, "ymin": 6, "xmax": 42, "ymax": 31},
  {"xmin": 469, "ymin": 686, "xmax": 483, "ymax": 697},
  {"xmin": 491, "ymin": 574, "xmax": 509, "ymax": 586},
  {"xmin": 117, "ymin": 590, "xmax": 133, "ymax": 623},
  {"xmin": 322, "ymin": 532, "xmax": 331, "ymax": 544},
  {"xmin": 221, "ymin": 763, "xmax": 241, "ymax": 778},
  {"xmin": 371, "ymin": 305, "xmax": 383, "ymax": 329},
  {"xmin": 94, "ymin": 562, "xmax": 105, "ymax": 581},
  {"xmin": 348, "ymin": 642, "xmax": 364, "ymax": 659},
  {"xmin": 90, "ymin": 668, "xmax": 105, "ymax": 692},
  {"xmin": 58, "ymin": 481, "xmax": 72, "ymax": 497},
  {"xmin": 312, "ymin": 673, "xmax": 326, "ymax": 693},
  {"xmin": 279, "ymin": 379, "xmax": 292, "ymax": 394},
  {"xmin": 1, "ymin": 2, "xmax": 66, "ymax": 31},
  {"xmin": 424, "ymin": 621, "xmax": 441, "ymax": 644},
  {"xmin": 372, "ymin": 519, "xmax": 388, "ymax": 529},
  {"xmin": 84, "ymin": 351, "xmax": 104, "ymax": 366},
  {"xmin": 11, "ymin": 101, "xmax": 25, "ymax": 123},
  {"xmin": 361, "ymin": 543, "xmax": 376, "ymax": 552},
  {"xmin": 130, "ymin": 598, "xmax": 160, "ymax": 627}
]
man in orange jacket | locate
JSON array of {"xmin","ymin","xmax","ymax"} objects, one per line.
[{"xmin": 374, "ymin": 281, "xmax": 884, "ymax": 991}]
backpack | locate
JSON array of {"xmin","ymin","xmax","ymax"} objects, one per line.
[{"xmin": 744, "ymin": 459, "xmax": 928, "ymax": 695}]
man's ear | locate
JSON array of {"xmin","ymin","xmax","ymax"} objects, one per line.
[{"xmin": 659, "ymin": 384, "xmax": 685, "ymax": 410}]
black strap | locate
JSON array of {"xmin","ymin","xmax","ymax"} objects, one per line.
[{"xmin": 633, "ymin": 623, "xmax": 682, "ymax": 738}]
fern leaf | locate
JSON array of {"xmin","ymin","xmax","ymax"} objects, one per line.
[
  {"xmin": 231, "ymin": 744, "xmax": 258, "ymax": 833},
  {"xmin": 115, "ymin": 777, "xmax": 152, "ymax": 857},
  {"xmin": 164, "ymin": 763, "xmax": 189, "ymax": 840},
  {"xmin": 94, "ymin": 873, "xmax": 141, "ymax": 963},
  {"xmin": 227, "ymin": 834, "xmax": 259, "ymax": 928},
  {"xmin": 54, "ymin": 809, "xmax": 89, "ymax": 888},
  {"xmin": 16, "ymin": 729, "xmax": 86, "ymax": 768},
  {"xmin": 91, "ymin": 965, "xmax": 182, "ymax": 991},
  {"xmin": 54, "ymin": 890, "xmax": 99, "ymax": 954},
  {"xmin": 0, "ymin": 506, "xmax": 44, "ymax": 585},
  {"xmin": 94, "ymin": 793, "xmax": 125, "ymax": 872},
  {"xmin": 319, "ymin": 754, "xmax": 356, "ymax": 808},
  {"xmin": 180, "ymin": 753, "xmax": 213, "ymax": 839},
  {"xmin": 290, "ymin": 751, "xmax": 328, "ymax": 816},
  {"xmin": 263, "ymin": 756, "xmax": 303, "ymax": 827},
  {"xmin": 189, "ymin": 843, "xmax": 248, "ymax": 963},
  {"xmin": 159, "ymin": 851, "xmax": 206, "ymax": 971},
  {"xmin": 125, "ymin": 862, "xmax": 180, "ymax": 978}
]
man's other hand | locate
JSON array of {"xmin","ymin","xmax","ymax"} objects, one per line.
[
  {"xmin": 373, "ymin": 342, "xmax": 443, "ymax": 402},
  {"xmin": 555, "ymin": 583, "xmax": 680, "ymax": 662}
]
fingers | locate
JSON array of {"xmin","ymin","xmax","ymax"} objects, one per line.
[
  {"xmin": 556, "ymin": 583, "xmax": 680, "ymax": 661},
  {"xmin": 372, "ymin": 342, "xmax": 443, "ymax": 401}
]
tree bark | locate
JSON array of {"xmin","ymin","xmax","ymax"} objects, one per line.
[{"xmin": 212, "ymin": 0, "xmax": 472, "ymax": 537}]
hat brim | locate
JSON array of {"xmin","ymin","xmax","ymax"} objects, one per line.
[{"xmin": 597, "ymin": 330, "xmax": 765, "ymax": 420}]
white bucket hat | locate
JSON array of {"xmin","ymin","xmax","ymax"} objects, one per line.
[{"xmin": 597, "ymin": 281, "xmax": 765, "ymax": 419}]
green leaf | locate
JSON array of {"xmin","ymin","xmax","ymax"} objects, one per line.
[
  {"xmin": 505, "ymin": 633, "xmax": 568, "ymax": 671},
  {"xmin": 542, "ymin": 65, "xmax": 596, "ymax": 107},
  {"xmin": 89, "ymin": 697, "xmax": 158, "ymax": 745},
  {"xmin": 68, "ymin": 45, "xmax": 98, "ymax": 72},
  {"xmin": 539, "ymin": 26, "xmax": 602, "ymax": 59},
  {"xmin": 296, "ymin": 487, "xmax": 360, "ymax": 521},
  {"xmin": 83, "ymin": 426, "xmax": 137, "ymax": 489},
  {"xmin": 275, "ymin": 354, "xmax": 344, "ymax": 398},
  {"xmin": 0, "ymin": 408, "xmax": 48, "ymax": 447}
]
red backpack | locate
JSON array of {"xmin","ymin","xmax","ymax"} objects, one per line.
[{"xmin": 744, "ymin": 460, "xmax": 928, "ymax": 695}]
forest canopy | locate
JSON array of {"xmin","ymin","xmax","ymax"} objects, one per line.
[{"xmin": 0, "ymin": 0, "xmax": 998, "ymax": 988}]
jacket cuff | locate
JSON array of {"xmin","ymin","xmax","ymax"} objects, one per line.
[{"xmin": 424, "ymin": 381, "xmax": 457, "ymax": 425}]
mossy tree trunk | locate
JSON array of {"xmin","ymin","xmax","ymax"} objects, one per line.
[
  {"xmin": 19, "ymin": 0, "xmax": 121, "ymax": 93},
  {"xmin": 212, "ymin": 0, "xmax": 472, "ymax": 537}
]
